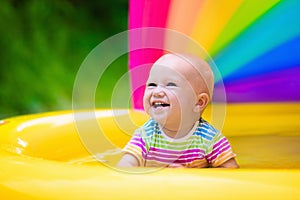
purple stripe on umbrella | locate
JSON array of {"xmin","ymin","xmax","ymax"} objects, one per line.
[{"xmin": 215, "ymin": 66, "xmax": 300, "ymax": 102}]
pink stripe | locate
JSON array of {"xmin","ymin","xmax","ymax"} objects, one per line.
[
  {"xmin": 142, "ymin": 0, "xmax": 171, "ymax": 27},
  {"xmin": 129, "ymin": 0, "xmax": 145, "ymax": 29},
  {"xmin": 129, "ymin": 0, "xmax": 171, "ymax": 28},
  {"xmin": 206, "ymin": 138, "xmax": 228, "ymax": 158},
  {"xmin": 146, "ymin": 156, "xmax": 201, "ymax": 164},
  {"xmin": 132, "ymin": 135, "xmax": 144, "ymax": 143},
  {"xmin": 130, "ymin": 134, "xmax": 146, "ymax": 151},
  {"xmin": 148, "ymin": 151, "xmax": 204, "ymax": 160},
  {"xmin": 129, "ymin": 141, "xmax": 147, "ymax": 154},
  {"xmin": 208, "ymin": 145, "xmax": 231, "ymax": 162},
  {"xmin": 132, "ymin": 136, "xmax": 146, "ymax": 147},
  {"xmin": 129, "ymin": 0, "xmax": 171, "ymax": 109},
  {"xmin": 213, "ymin": 137, "xmax": 228, "ymax": 149},
  {"xmin": 212, "ymin": 141, "xmax": 230, "ymax": 155},
  {"xmin": 174, "ymin": 158, "xmax": 204, "ymax": 164},
  {"xmin": 149, "ymin": 147, "xmax": 204, "ymax": 155}
]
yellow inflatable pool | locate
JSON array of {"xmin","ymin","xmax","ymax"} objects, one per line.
[{"xmin": 0, "ymin": 103, "xmax": 300, "ymax": 199}]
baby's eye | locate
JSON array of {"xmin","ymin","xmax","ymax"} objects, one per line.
[
  {"xmin": 166, "ymin": 82, "xmax": 177, "ymax": 87},
  {"xmin": 147, "ymin": 83, "xmax": 157, "ymax": 87}
]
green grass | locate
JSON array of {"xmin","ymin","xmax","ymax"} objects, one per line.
[{"xmin": 0, "ymin": 0, "xmax": 128, "ymax": 118}]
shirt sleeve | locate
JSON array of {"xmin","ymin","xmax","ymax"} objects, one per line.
[
  {"xmin": 122, "ymin": 129, "xmax": 147, "ymax": 166},
  {"xmin": 205, "ymin": 131, "xmax": 236, "ymax": 167}
]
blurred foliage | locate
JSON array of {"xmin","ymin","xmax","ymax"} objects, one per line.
[{"xmin": 0, "ymin": 0, "xmax": 128, "ymax": 118}]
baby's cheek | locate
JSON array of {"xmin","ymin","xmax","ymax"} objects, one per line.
[
  {"xmin": 142, "ymin": 97, "xmax": 150, "ymax": 113},
  {"xmin": 171, "ymin": 95, "xmax": 182, "ymax": 109}
]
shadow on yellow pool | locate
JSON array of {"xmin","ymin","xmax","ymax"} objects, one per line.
[{"xmin": 0, "ymin": 103, "xmax": 300, "ymax": 199}]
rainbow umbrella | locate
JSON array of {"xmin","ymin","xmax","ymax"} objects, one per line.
[{"xmin": 129, "ymin": 0, "xmax": 300, "ymax": 109}]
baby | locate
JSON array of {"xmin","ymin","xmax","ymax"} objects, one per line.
[{"xmin": 118, "ymin": 53, "xmax": 239, "ymax": 168}]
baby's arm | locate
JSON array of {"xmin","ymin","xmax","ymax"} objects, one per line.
[
  {"xmin": 117, "ymin": 153, "xmax": 139, "ymax": 167},
  {"xmin": 216, "ymin": 158, "xmax": 239, "ymax": 168}
]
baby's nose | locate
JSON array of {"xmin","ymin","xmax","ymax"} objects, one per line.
[{"xmin": 153, "ymin": 86, "xmax": 165, "ymax": 97}]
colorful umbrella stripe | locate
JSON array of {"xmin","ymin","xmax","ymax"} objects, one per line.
[{"xmin": 129, "ymin": 0, "xmax": 300, "ymax": 109}]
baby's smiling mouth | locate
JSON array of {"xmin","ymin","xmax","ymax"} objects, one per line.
[{"xmin": 152, "ymin": 101, "xmax": 170, "ymax": 108}]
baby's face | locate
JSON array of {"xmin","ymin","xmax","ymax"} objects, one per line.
[{"xmin": 143, "ymin": 55, "xmax": 202, "ymax": 129}]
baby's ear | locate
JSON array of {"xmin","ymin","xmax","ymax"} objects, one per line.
[{"xmin": 193, "ymin": 93, "xmax": 210, "ymax": 113}]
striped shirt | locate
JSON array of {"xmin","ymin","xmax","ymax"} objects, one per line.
[{"xmin": 123, "ymin": 118, "xmax": 236, "ymax": 168}]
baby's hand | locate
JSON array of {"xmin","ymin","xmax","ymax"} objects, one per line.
[{"xmin": 167, "ymin": 163, "xmax": 185, "ymax": 168}]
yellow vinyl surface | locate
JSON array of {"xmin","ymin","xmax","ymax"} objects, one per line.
[{"xmin": 0, "ymin": 103, "xmax": 300, "ymax": 199}]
